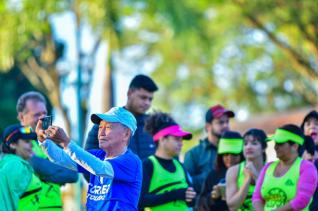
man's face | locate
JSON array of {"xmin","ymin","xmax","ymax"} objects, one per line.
[
  {"xmin": 206, "ymin": 114, "xmax": 230, "ymax": 138},
  {"xmin": 19, "ymin": 100, "xmax": 47, "ymax": 130},
  {"xmin": 127, "ymin": 88, "xmax": 154, "ymax": 115},
  {"xmin": 98, "ymin": 121, "xmax": 129, "ymax": 151}
]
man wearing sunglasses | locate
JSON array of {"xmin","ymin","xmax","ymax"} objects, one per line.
[{"xmin": 16, "ymin": 91, "xmax": 78, "ymax": 210}]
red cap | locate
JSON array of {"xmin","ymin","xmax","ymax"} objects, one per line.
[{"xmin": 205, "ymin": 104, "xmax": 235, "ymax": 123}]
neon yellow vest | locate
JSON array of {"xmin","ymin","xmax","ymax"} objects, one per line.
[
  {"xmin": 261, "ymin": 157, "xmax": 309, "ymax": 211},
  {"xmin": 32, "ymin": 140, "xmax": 63, "ymax": 210},
  {"xmin": 146, "ymin": 156, "xmax": 188, "ymax": 211},
  {"xmin": 237, "ymin": 161, "xmax": 254, "ymax": 211},
  {"xmin": 18, "ymin": 173, "xmax": 42, "ymax": 211}
]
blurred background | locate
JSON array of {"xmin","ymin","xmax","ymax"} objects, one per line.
[{"xmin": 1, "ymin": 0, "xmax": 318, "ymax": 209}]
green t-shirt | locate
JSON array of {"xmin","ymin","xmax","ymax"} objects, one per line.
[{"xmin": 0, "ymin": 154, "xmax": 33, "ymax": 211}]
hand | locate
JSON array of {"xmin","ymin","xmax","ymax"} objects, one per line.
[
  {"xmin": 211, "ymin": 185, "xmax": 221, "ymax": 199},
  {"xmin": 45, "ymin": 126, "xmax": 71, "ymax": 148},
  {"xmin": 185, "ymin": 187, "xmax": 196, "ymax": 202},
  {"xmin": 244, "ymin": 161, "xmax": 258, "ymax": 180},
  {"xmin": 35, "ymin": 119, "xmax": 47, "ymax": 142}
]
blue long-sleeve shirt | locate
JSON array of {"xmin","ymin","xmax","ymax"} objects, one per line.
[{"xmin": 40, "ymin": 139, "xmax": 142, "ymax": 211}]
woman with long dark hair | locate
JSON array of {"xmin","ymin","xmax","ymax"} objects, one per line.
[{"xmin": 226, "ymin": 129, "xmax": 267, "ymax": 211}]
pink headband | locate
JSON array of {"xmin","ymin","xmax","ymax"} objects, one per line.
[{"xmin": 153, "ymin": 125, "xmax": 192, "ymax": 141}]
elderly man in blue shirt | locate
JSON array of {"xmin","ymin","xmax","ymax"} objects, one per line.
[{"xmin": 36, "ymin": 107, "xmax": 142, "ymax": 211}]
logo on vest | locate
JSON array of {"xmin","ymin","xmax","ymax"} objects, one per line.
[
  {"xmin": 285, "ymin": 179, "xmax": 294, "ymax": 186},
  {"xmin": 265, "ymin": 188, "xmax": 287, "ymax": 208}
]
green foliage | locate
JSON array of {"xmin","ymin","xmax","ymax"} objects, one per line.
[
  {"xmin": 1, "ymin": 0, "xmax": 318, "ymax": 133},
  {"xmin": 0, "ymin": 0, "xmax": 66, "ymax": 71},
  {"xmin": 0, "ymin": 66, "xmax": 52, "ymax": 133}
]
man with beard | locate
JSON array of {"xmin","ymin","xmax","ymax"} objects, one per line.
[{"xmin": 184, "ymin": 105, "xmax": 235, "ymax": 194}]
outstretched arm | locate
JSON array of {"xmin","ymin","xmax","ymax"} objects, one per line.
[
  {"xmin": 36, "ymin": 121, "xmax": 114, "ymax": 178},
  {"xmin": 29, "ymin": 155, "xmax": 78, "ymax": 184},
  {"xmin": 39, "ymin": 139, "xmax": 78, "ymax": 171}
]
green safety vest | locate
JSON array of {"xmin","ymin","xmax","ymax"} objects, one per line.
[
  {"xmin": 237, "ymin": 161, "xmax": 255, "ymax": 211},
  {"xmin": 32, "ymin": 140, "xmax": 63, "ymax": 210},
  {"xmin": 146, "ymin": 156, "xmax": 189, "ymax": 211},
  {"xmin": 261, "ymin": 157, "xmax": 309, "ymax": 211},
  {"xmin": 18, "ymin": 173, "xmax": 42, "ymax": 211}
]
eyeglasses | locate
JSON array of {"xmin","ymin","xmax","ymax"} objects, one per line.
[{"xmin": 5, "ymin": 126, "xmax": 33, "ymax": 143}]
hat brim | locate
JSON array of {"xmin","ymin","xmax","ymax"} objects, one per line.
[
  {"xmin": 153, "ymin": 125, "xmax": 193, "ymax": 141},
  {"xmin": 214, "ymin": 110, "xmax": 235, "ymax": 118},
  {"xmin": 91, "ymin": 113, "xmax": 120, "ymax": 124},
  {"xmin": 20, "ymin": 133, "xmax": 37, "ymax": 141},
  {"xmin": 218, "ymin": 138, "xmax": 243, "ymax": 154},
  {"xmin": 169, "ymin": 130, "xmax": 192, "ymax": 140},
  {"xmin": 266, "ymin": 129, "xmax": 304, "ymax": 145},
  {"xmin": 8, "ymin": 132, "xmax": 37, "ymax": 144}
]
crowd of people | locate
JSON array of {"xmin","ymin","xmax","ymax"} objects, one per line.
[{"xmin": 1, "ymin": 74, "xmax": 318, "ymax": 211}]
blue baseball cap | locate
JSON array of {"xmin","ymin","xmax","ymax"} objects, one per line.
[{"xmin": 91, "ymin": 107, "xmax": 137, "ymax": 135}]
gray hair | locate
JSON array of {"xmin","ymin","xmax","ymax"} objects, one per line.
[{"xmin": 16, "ymin": 91, "xmax": 47, "ymax": 113}]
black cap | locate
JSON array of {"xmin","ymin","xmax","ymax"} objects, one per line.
[{"xmin": 2, "ymin": 124, "xmax": 37, "ymax": 145}]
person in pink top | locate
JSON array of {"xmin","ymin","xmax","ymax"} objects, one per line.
[{"xmin": 252, "ymin": 124, "xmax": 318, "ymax": 211}]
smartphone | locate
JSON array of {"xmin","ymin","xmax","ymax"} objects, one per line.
[{"xmin": 41, "ymin": 116, "xmax": 52, "ymax": 130}]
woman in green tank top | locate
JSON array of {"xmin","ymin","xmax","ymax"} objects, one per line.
[
  {"xmin": 226, "ymin": 129, "xmax": 267, "ymax": 211},
  {"xmin": 0, "ymin": 124, "xmax": 42, "ymax": 211}
]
